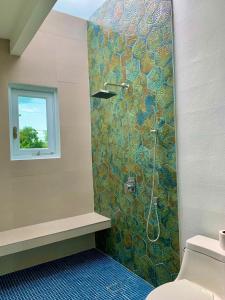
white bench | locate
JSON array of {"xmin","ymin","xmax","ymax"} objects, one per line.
[{"xmin": 0, "ymin": 212, "xmax": 111, "ymax": 257}]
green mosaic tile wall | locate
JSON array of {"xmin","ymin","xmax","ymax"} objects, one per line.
[{"xmin": 87, "ymin": 0, "xmax": 180, "ymax": 287}]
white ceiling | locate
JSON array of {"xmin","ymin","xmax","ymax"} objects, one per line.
[
  {"xmin": 0, "ymin": 0, "xmax": 106, "ymax": 55},
  {"xmin": 53, "ymin": 0, "xmax": 106, "ymax": 20},
  {"xmin": 0, "ymin": 0, "xmax": 37, "ymax": 39},
  {"xmin": 0, "ymin": 0, "xmax": 57, "ymax": 55}
]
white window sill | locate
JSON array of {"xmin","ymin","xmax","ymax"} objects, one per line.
[{"xmin": 11, "ymin": 154, "xmax": 61, "ymax": 161}]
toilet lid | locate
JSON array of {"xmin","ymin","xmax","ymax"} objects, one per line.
[{"xmin": 146, "ymin": 279, "xmax": 214, "ymax": 300}]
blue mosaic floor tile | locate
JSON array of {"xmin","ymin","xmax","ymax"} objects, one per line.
[{"xmin": 0, "ymin": 249, "xmax": 154, "ymax": 299}]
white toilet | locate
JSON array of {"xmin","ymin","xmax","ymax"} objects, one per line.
[{"xmin": 146, "ymin": 235, "xmax": 225, "ymax": 300}]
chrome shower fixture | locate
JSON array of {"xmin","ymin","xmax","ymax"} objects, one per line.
[
  {"xmin": 146, "ymin": 107, "xmax": 160, "ymax": 243},
  {"xmin": 104, "ymin": 82, "xmax": 129, "ymax": 89},
  {"xmin": 91, "ymin": 82, "xmax": 129, "ymax": 99},
  {"xmin": 91, "ymin": 90, "xmax": 117, "ymax": 99},
  {"xmin": 150, "ymin": 129, "xmax": 157, "ymax": 133}
]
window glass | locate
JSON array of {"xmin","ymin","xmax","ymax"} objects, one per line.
[
  {"xmin": 18, "ymin": 96, "xmax": 48, "ymax": 149},
  {"xmin": 9, "ymin": 84, "xmax": 60, "ymax": 161}
]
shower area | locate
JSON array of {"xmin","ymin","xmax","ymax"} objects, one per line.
[{"xmin": 88, "ymin": 0, "xmax": 179, "ymax": 287}]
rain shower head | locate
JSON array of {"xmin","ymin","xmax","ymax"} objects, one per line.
[
  {"xmin": 91, "ymin": 82, "xmax": 129, "ymax": 99},
  {"xmin": 91, "ymin": 89, "xmax": 117, "ymax": 99}
]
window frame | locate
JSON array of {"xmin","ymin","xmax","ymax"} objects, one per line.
[{"xmin": 8, "ymin": 83, "xmax": 61, "ymax": 161}]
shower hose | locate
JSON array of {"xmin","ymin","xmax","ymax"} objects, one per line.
[{"xmin": 146, "ymin": 108, "xmax": 160, "ymax": 243}]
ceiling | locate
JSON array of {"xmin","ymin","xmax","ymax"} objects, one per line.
[
  {"xmin": 53, "ymin": 0, "xmax": 106, "ymax": 20},
  {"xmin": 0, "ymin": 0, "xmax": 36, "ymax": 39},
  {"xmin": 0, "ymin": 0, "xmax": 106, "ymax": 55},
  {"xmin": 0, "ymin": 0, "xmax": 56, "ymax": 55}
]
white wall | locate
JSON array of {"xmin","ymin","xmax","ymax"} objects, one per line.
[
  {"xmin": 0, "ymin": 11, "xmax": 95, "ymax": 273},
  {"xmin": 174, "ymin": 0, "xmax": 225, "ymax": 251},
  {"xmin": 0, "ymin": 11, "xmax": 94, "ymax": 232}
]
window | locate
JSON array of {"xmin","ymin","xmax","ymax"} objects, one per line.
[{"xmin": 8, "ymin": 84, "xmax": 61, "ymax": 160}]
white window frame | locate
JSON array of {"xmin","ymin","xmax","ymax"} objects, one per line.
[{"xmin": 8, "ymin": 83, "xmax": 61, "ymax": 161}]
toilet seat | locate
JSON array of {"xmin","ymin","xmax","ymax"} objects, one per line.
[{"xmin": 146, "ymin": 279, "xmax": 214, "ymax": 300}]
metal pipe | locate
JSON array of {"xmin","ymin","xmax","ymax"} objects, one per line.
[{"xmin": 104, "ymin": 82, "xmax": 129, "ymax": 89}]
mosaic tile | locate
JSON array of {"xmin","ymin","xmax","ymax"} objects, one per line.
[
  {"xmin": 88, "ymin": 0, "xmax": 180, "ymax": 288},
  {"xmin": 0, "ymin": 250, "xmax": 154, "ymax": 300}
]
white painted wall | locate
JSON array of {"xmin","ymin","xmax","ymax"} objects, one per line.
[
  {"xmin": 173, "ymin": 0, "xmax": 225, "ymax": 251},
  {"xmin": 0, "ymin": 11, "xmax": 95, "ymax": 273},
  {"xmin": 0, "ymin": 11, "xmax": 94, "ymax": 232}
]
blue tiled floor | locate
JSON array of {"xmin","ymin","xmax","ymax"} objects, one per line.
[{"xmin": 0, "ymin": 249, "xmax": 154, "ymax": 299}]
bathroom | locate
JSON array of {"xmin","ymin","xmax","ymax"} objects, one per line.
[{"xmin": 0, "ymin": 0, "xmax": 224, "ymax": 299}]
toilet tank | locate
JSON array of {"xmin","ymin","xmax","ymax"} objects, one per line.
[{"xmin": 177, "ymin": 235, "xmax": 225, "ymax": 299}]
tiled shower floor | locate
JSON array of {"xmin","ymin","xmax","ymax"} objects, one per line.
[{"xmin": 0, "ymin": 249, "xmax": 154, "ymax": 299}]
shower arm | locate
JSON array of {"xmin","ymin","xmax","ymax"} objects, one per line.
[{"xmin": 104, "ymin": 82, "xmax": 129, "ymax": 89}]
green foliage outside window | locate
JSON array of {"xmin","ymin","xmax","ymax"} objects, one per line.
[{"xmin": 19, "ymin": 127, "xmax": 48, "ymax": 149}]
